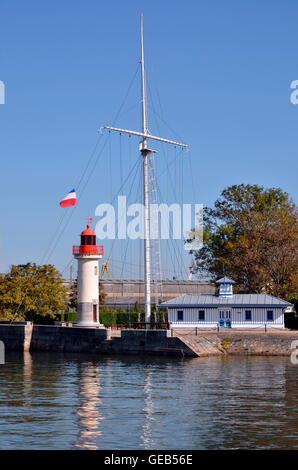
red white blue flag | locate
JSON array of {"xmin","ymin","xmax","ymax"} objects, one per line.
[{"xmin": 59, "ymin": 189, "xmax": 77, "ymax": 208}]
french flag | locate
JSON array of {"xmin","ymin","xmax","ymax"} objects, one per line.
[{"xmin": 59, "ymin": 189, "xmax": 77, "ymax": 208}]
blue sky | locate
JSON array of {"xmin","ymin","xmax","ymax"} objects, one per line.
[{"xmin": 0, "ymin": 0, "xmax": 297, "ymax": 279}]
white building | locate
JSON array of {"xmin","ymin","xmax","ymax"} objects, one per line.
[{"xmin": 159, "ymin": 276, "xmax": 293, "ymax": 329}]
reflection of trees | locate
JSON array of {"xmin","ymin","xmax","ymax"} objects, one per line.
[
  {"xmin": 282, "ymin": 360, "xmax": 298, "ymax": 450},
  {"xmin": 1, "ymin": 352, "xmax": 64, "ymax": 410},
  {"xmin": 75, "ymin": 363, "xmax": 106, "ymax": 450},
  {"xmin": 197, "ymin": 357, "xmax": 293, "ymax": 450}
]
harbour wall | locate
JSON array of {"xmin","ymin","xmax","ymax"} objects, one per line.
[
  {"xmin": 0, "ymin": 324, "xmax": 196, "ymax": 357},
  {"xmin": 0, "ymin": 323, "xmax": 297, "ymax": 357},
  {"xmin": 174, "ymin": 330, "xmax": 298, "ymax": 357}
]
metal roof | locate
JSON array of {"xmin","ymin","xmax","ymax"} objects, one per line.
[{"xmin": 160, "ymin": 294, "xmax": 293, "ymax": 308}]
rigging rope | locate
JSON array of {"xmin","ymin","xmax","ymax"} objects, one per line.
[
  {"xmin": 41, "ymin": 64, "xmax": 141, "ymax": 266},
  {"xmin": 105, "ymin": 155, "xmax": 142, "ymax": 264}
]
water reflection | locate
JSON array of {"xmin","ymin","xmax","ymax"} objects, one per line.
[
  {"xmin": 140, "ymin": 366, "xmax": 156, "ymax": 449},
  {"xmin": 197, "ymin": 357, "xmax": 289, "ymax": 449},
  {"xmin": 0, "ymin": 354, "xmax": 297, "ymax": 449},
  {"xmin": 74, "ymin": 363, "xmax": 106, "ymax": 450},
  {"xmin": 23, "ymin": 352, "xmax": 32, "ymax": 402}
]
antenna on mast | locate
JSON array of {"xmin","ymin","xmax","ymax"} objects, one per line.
[
  {"xmin": 103, "ymin": 15, "xmax": 188, "ymax": 328},
  {"xmin": 141, "ymin": 13, "xmax": 148, "ymax": 136}
]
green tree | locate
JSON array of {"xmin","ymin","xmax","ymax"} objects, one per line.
[
  {"xmin": 0, "ymin": 263, "xmax": 69, "ymax": 322},
  {"xmin": 190, "ymin": 184, "xmax": 298, "ymax": 298}
]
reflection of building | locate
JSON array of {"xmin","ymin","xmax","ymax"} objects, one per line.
[
  {"xmin": 23, "ymin": 352, "xmax": 33, "ymax": 400},
  {"xmin": 161, "ymin": 276, "xmax": 293, "ymax": 329},
  {"xmin": 75, "ymin": 364, "xmax": 105, "ymax": 450}
]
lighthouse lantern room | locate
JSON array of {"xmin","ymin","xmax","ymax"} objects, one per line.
[{"xmin": 73, "ymin": 224, "xmax": 104, "ymax": 327}]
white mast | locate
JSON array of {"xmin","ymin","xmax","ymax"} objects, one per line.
[
  {"xmin": 140, "ymin": 13, "xmax": 151, "ymax": 326},
  {"xmin": 104, "ymin": 14, "xmax": 188, "ymax": 327}
]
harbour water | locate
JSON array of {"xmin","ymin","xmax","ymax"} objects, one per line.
[{"xmin": 0, "ymin": 352, "xmax": 297, "ymax": 450}]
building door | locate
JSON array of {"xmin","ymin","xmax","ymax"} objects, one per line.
[
  {"xmin": 93, "ymin": 304, "xmax": 97, "ymax": 323},
  {"xmin": 219, "ymin": 310, "xmax": 231, "ymax": 328}
]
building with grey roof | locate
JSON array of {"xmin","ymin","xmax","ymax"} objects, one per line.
[
  {"xmin": 159, "ymin": 277, "xmax": 293, "ymax": 329},
  {"xmin": 64, "ymin": 278, "xmax": 216, "ymax": 310}
]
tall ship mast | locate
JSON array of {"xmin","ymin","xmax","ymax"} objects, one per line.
[{"xmin": 105, "ymin": 15, "xmax": 188, "ymax": 326}]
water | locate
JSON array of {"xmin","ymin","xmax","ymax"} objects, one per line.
[{"xmin": 0, "ymin": 352, "xmax": 297, "ymax": 450}]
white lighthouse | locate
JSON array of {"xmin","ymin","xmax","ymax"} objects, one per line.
[{"xmin": 73, "ymin": 223, "xmax": 104, "ymax": 327}]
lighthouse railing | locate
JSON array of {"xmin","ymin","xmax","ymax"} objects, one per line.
[{"xmin": 72, "ymin": 245, "xmax": 104, "ymax": 256}]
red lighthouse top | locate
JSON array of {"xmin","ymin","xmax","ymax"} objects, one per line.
[
  {"xmin": 72, "ymin": 224, "xmax": 104, "ymax": 256},
  {"xmin": 80, "ymin": 224, "xmax": 95, "ymax": 237}
]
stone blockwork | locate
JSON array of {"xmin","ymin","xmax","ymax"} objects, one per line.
[
  {"xmin": 173, "ymin": 329, "xmax": 298, "ymax": 357},
  {"xmin": 0, "ymin": 324, "xmax": 28, "ymax": 351},
  {"xmin": 218, "ymin": 332, "xmax": 298, "ymax": 356},
  {"xmin": 0, "ymin": 323, "xmax": 107, "ymax": 353},
  {"xmin": 0, "ymin": 324, "xmax": 195, "ymax": 357},
  {"xmin": 30, "ymin": 325, "xmax": 107, "ymax": 352},
  {"xmin": 0, "ymin": 324, "xmax": 297, "ymax": 357},
  {"xmin": 102, "ymin": 330, "xmax": 196, "ymax": 357}
]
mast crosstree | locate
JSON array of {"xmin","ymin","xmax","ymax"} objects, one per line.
[{"xmin": 104, "ymin": 14, "xmax": 188, "ymax": 326}]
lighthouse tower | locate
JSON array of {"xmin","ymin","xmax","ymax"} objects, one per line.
[{"xmin": 72, "ymin": 224, "xmax": 104, "ymax": 327}]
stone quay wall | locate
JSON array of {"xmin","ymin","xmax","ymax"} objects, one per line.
[
  {"xmin": 172, "ymin": 329, "xmax": 298, "ymax": 357},
  {"xmin": 0, "ymin": 324, "xmax": 195, "ymax": 357},
  {"xmin": 0, "ymin": 323, "xmax": 297, "ymax": 358}
]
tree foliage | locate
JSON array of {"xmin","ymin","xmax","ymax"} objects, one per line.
[
  {"xmin": 191, "ymin": 184, "xmax": 298, "ymax": 298},
  {"xmin": 0, "ymin": 263, "xmax": 69, "ymax": 321}
]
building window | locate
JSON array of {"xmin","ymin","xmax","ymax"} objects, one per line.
[
  {"xmin": 198, "ymin": 310, "xmax": 205, "ymax": 321},
  {"xmin": 177, "ymin": 310, "xmax": 183, "ymax": 321},
  {"xmin": 94, "ymin": 266, "xmax": 98, "ymax": 276},
  {"xmin": 267, "ymin": 311, "xmax": 274, "ymax": 322},
  {"xmin": 245, "ymin": 310, "xmax": 252, "ymax": 321}
]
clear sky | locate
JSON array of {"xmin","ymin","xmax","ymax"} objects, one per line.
[{"xmin": 0, "ymin": 0, "xmax": 297, "ymax": 279}]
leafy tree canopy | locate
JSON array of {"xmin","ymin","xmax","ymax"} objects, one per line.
[
  {"xmin": 190, "ymin": 184, "xmax": 298, "ymax": 298},
  {"xmin": 0, "ymin": 263, "xmax": 68, "ymax": 321}
]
